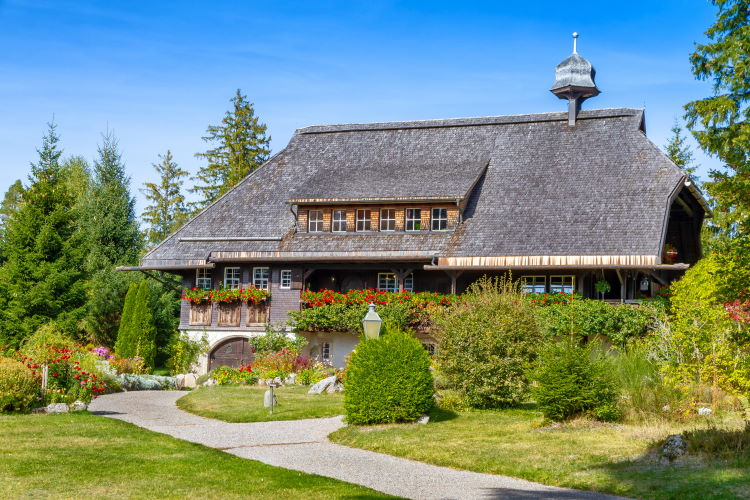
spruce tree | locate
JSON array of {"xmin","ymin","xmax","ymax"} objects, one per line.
[
  {"xmin": 664, "ymin": 120, "xmax": 699, "ymax": 183},
  {"xmin": 684, "ymin": 0, "xmax": 750, "ymax": 298},
  {"xmin": 0, "ymin": 180, "xmax": 23, "ymax": 262},
  {"xmin": 80, "ymin": 132, "xmax": 143, "ymax": 345},
  {"xmin": 191, "ymin": 89, "xmax": 271, "ymax": 211},
  {"xmin": 142, "ymin": 150, "xmax": 189, "ymax": 246},
  {"xmin": 0, "ymin": 123, "xmax": 87, "ymax": 346}
]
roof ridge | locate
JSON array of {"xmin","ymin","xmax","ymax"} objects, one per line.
[{"xmin": 298, "ymin": 108, "xmax": 644, "ymax": 134}]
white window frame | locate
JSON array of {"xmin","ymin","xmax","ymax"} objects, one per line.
[
  {"xmin": 321, "ymin": 342, "xmax": 331, "ymax": 363},
  {"xmin": 280, "ymin": 269, "xmax": 292, "ymax": 289},
  {"xmin": 253, "ymin": 267, "xmax": 270, "ymax": 291},
  {"xmin": 377, "ymin": 273, "xmax": 413, "ymax": 292},
  {"xmin": 224, "ymin": 267, "xmax": 241, "ymax": 290},
  {"xmin": 380, "ymin": 208, "xmax": 396, "ymax": 231},
  {"xmin": 431, "ymin": 207, "xmax": 448, "ymax": 231},
  {"xmin": 356, "ymin": 209, "xmax": 371, "ymax": 232},
  {"xmin": 405, "ymin": 208, "xmax": 422, "ymax": 231},
  {"xmin": 308, "ymin": 210, "xmax": 324, "ymax": 232},
  {"xmin": 521, "ymin": 275, "xmax": 546, "ymax": 294},
  {"xmin": 332, "ymin": 210, "xmax": 347, "ymax": 232},
  {"xmin": 196, "ymin": 269, "xmax": 212, "ymax": 290},
  {"xmin": 550, "ymin": 275, "xmax": 575, "ymax": 294}
]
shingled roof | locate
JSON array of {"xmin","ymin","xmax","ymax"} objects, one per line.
[{"xmin": 139, "ymin": 107, "xmax": 700, "ymax": 270}]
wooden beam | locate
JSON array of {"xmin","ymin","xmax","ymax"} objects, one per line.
[
  {"xmin": 445, "ymin": 270, "xmax": 463, "ymax": 295},
  {"xmin": 391, "ymin": 267, "xmax": 415, "ymax": 292},
  {"xmin": 675, "ymin": 193, "xmax": 695, "ymax": 217},
  {"xmin": 615, "ymin": 269, "xmax": 625, "ymax": 304}
]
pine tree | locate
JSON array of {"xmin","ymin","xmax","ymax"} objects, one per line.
[
  {"xmin": 664, "ymin": 120, "xmax": 699, "ymax": 182},
  {"xmin": 0, "ymin": 122, "xmax": 87, "ymax": 346},
  {"xmin": 684, "ymin": 0, "xmax": 750, "ymax": 298},
  {"xmin": 0, "ymin": 180, "xmax": 24, "ymax": 262},
  {"xmin": 142, "ymin": 150, "xmax": 189, "ymax": 245},
  {"xmin": 191, "ymin": 89, "xmax": 271, "ymax": 211}
]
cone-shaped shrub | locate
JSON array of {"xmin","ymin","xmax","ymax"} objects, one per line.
[
  {"xmin": 114, "ymin": 282, "xmax": 138, "ymax": 358},
  {"xmin": 344, "ymin": 330, "xmax": 433, "ymax": 425},
  {"xmin": 115, "ymin": 281, "xmax": 157, "ymax": 369}
]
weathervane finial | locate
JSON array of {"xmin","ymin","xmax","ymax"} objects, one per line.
[{"xmin": 572, "ymin": 32, "xmax": 578, "ymax": 54}]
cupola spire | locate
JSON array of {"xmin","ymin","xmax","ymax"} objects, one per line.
[{"xmin": 550, "ymin": 32, "xmax": 600, "ymax": 126}]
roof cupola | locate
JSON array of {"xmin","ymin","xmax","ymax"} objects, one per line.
[{"xmin": 550, "ymin": 32, "xmax": 600, "ymax": 126}]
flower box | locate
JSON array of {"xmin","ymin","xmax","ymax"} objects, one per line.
[{"xmin": 189, "ymin": 302, "xmax": 212, "ymax": 326}]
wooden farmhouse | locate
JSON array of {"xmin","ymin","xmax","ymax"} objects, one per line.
[{"xmin": 126, "ymin": 42, "xmax": 708, "ymax": 373}]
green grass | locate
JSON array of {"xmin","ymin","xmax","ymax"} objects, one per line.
[
  {"xmin": 329, "ymin": 406, "xmax": 750, "ymax": 500},
  {"xmin": 177, "ymin": 385, "xmax": 344, "ymax": 422},
  {"xmin": 0, "ymin": 412, "xmax": 393, "ymax": 500}
]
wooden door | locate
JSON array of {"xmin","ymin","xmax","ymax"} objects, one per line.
[{"xmin": 209, "ymin": 337, "xmax": 255, "ymax": 371}]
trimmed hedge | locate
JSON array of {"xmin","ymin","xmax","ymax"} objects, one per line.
[{"xmin": 344, "ymin": 330, "xmax": 434, "ymax": 424}]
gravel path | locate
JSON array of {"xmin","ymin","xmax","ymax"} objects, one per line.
[{"xmin": 89, "ymin": 391, "xmax": 626, "ymax": 500}]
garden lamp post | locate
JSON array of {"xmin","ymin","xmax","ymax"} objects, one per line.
[{"xmin": 362, "ymin": 303, "xmax": 382, "ymax": 340}]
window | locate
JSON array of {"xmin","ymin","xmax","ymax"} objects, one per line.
[
  {"xmin": 356, "ymin": 209, "xmax": 371, "ymax": 231},
  {"xmin": 431, "ymin": 208, "xmax": 448, "ymax": 231},
  {"xmin": 253, "ymin": 267, "xmax": 269, "ymax": 290},
  {"xmin": 405, "ymin": 208, "xmax": 422, "ymax": 231},
  {"xmin": 380, "ymin": 209, "xmax": 396, "ymax": 231},
  {"xmin": 196, "ymin": 269, "xmax": 212, "ymax": 290},
  {"xmin": 550, "ymin": 275, "xmax": 575, "ymax": 294},
  {"xmin": 320, "ymin": 342, "xmax": 331, "ymax": 363},
  {"xmin": 521, "ymin": 276, "xmax": 546, "ymax": 294},
  {"xmin": 224, "ymin": 267, "xmax": 241, "ymax": 289},
  {"xmin": 308, "ymin": 210, "xmax": 323, "ymax": 232},
  {"xmin": 377, "ymin": 273, "xmax": 414, "ymax": 292},
  {"xmin": 280, "ymin": 270, "xmax": 292, "ymax": 289},
  {"xmin": 421, "ymin": 342, "xmax": 436, "ymax": 356},
  {"xmin": 332, "ymin": 210, "xmax": 347, "ymax": 232}
]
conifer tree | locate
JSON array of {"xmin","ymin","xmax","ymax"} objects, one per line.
[
  {"xmin": 115, "ymin": 281, "xmax": 157, "ymax": 369},
  {"xmin": 684, "ymin": 0, "xmax": 750, "ymax": 297},
  {"xmin": 114, "ymin": 281, "xmax": 138, "ymax": 357},
  {"xmin": 142, "ymin": 150, "xmax": 189, "ymax": 245},
  {"xmin": 191, "ymin": 89, "xmax": 271, "ymax": 211},
  {"xmin": 0, "ymin": 123, "xmax": 87, "ymax": 346},
  {"xmin": 0, "ymin": 180, "xmax": 23, "ymax": 261},
  {"xmin": 80, "ymin": 132, "xmax": 143, "ymax": 345},
  {"xmin": 664, "ymin": 120, "xmax": 699, "ymax": 182}
]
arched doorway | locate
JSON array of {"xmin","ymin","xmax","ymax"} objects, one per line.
[{"xmin": 208, "ymin": 337, "xmax": 255, "ymax": 371}]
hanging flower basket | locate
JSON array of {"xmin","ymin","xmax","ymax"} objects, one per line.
[{"xmin": 664, "ymin": 243, "xmax": 678, "ymax": 264}]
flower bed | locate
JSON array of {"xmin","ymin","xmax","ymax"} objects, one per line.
[
  {"xmin": 182, "ymin": 286, "xmax": 271, "ymax": 304},
  {"xmin": 300, "ymin": 289, "xmax": 459, "ymax": 308}
]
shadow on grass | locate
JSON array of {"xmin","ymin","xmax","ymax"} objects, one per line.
[{"xmin": 428, "ymin": 407, "xmax": 459, "ymax": 422}]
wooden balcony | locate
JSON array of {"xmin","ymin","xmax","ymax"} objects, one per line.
[{"xmin": 187, "ymin": 301, "xmax": 270, "ymax": 328}]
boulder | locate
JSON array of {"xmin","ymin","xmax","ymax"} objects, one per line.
[
  {"xmin": 417, "ymin": 415, "xmax": 430, "ymax": 424},
  {"xmin": 325, "ymin": 381, "xmax": 344, "ymax": 393},
  {"xmin": 285, "ymin": 373, "xmax": 297, "ymax": 385},
  {"xmin": 175, "ymin": 374, "xmax": 185, "ymax": 389},
  {"xmin": 661, "ymin": 434, "xmax": 688, "ymax": 462},
  {"xmin": 308, "ymin": 375, "xmax": 337, "ymax": 395},
  {"xmin": 698, "ymin": 407, "xmax": 713, "ymax": 416},
  {"xmin": 183, "ymin": 373, "xmax": 197, "ymax": 389},
  {"xmin": 70, "ymin": 400, "xmax": 88, "ymax": 412},
  {"xmin": 46, "ymin": 403, "xmax": 69, "ymax": 414}
]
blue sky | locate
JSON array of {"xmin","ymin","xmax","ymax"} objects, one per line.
[{"xmin": 0, "ymin": 1, "xmax": 721, "ymax": 215}]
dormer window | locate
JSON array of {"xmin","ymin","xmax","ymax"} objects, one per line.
[
  {"xmin": 356, "ymin": 209, "xmax": 371, "ymax": 231},
  {"xmin": 431, "ymin": 208, "xmax": 448, "ymax": 231},
  {"xmin": 405, "ymin": 209, "xmax": 422, "ymax": 231},
  {"xmin": 332, "ymin": 210, "xmax": 347, "ymax": 232},
  {"xmin": 380, "ymin": 209, "xmax": 395, "ymax": 231},
  {"xmin": 308, "ymin": 210, "xmax": 324, "ymax": 232}
]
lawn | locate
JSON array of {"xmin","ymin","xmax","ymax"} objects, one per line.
[
  {"xmin": 329, "ymin": 406, "xmax": 750, "ymax": 500},
  {"xmin": 177, "ymin": 384, "xmax": 344, "ymax": 422},
  {"xmin": 0, "ymin": 412, "xmax": 393, "ymax": 500}
]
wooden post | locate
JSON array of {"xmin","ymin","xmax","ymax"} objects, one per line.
[
  {"xmin": 615, "ymin": 269, "xmax": 626, "ymax": 303},
  {"xmin": 391, "ymin": 268, "xmax": 415, "ymax": 292},
  {"xmin": 445, "ymin": 271, "xmax": 463, "ymax": 295}
]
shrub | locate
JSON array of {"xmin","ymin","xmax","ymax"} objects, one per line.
[
  {"xmin": 610, "ymin": 344, "xmax": 686, "ymax": 421},
  {"xmin": 251, "ymin": 349, "xmax": 312, "ymax": 380},
  {"xmin": 539, "ymin": 299, "xmax": 651, "ymax": 346},
  {"xmin": 297, "ymin": 365, "xmax": 330, "ymax": 385},
  {"xmin": 21, "ymin": 322, "xmax": 75, "ymax": 364},
  {"xmin": 530, "ymin": 339, "xmax": 621, "ymax": 422},
  {"xmin": 167, "ymin": 332, "xmax": 208, "ymax": 375},
  {"xmin": 251, "ymin": 328, "xmax": 307, "ymax": 355},
  {"xmin": 109, "ymin": 356, "xmax": 146, "ymax": 375},
  {"xmin": 344, "ymin": 330, "xmax": 434, "ymax": 424},
  {"xmin": 434, "ymin": 276, "xmax": 542, "ymax": 409},
  {"xmin": 649, "ymin": 256, "xmax": 750, "ymax": 395},
  {"xmin": 0, "ymin": 358, "xmax": 39, "ymax": 412},
  {"xmin": 210, "ymin": 366, "xmax": 257, "ymax": 385}
]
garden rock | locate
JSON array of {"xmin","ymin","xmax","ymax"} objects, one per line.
[
  {"xmin": 175, "ymin": 374, "xmax": 185, "ymax": 389},
  {"xmin": 183, "ymin": 373, "xmax": 197, "ymax": 388},
  {"xmin": 417, "ymin": 415, "xmax": 430, "ymax": 424},
  {"xmin": 308, "ymin": 375, "xmax": 337, "ymax": 394},
  {"xmin": 698, "ymin": 407, "xmax": 712, "ymax": 416},
  {"xmin": 326, "ymin": 381, "xmax": 344, "ymax": 393},
  {"xmin": 661, "ymin": 434, "xmax": 688, "ymax": 462},
  {"xmin": 46, "ymin": 403, "xmax": 69, "ymax": 414},
  {"xmin": 285, "ymin": 373, "xmax": 297, "ymax": 385},
  {"xmin": 70, "ymin": 400, "xmax": 88, "ymax": 412}
]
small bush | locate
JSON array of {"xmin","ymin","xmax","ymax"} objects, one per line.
[
  {"xmin": 252, "ymin": 349, "xmax": 312, "ymax": 380},
  {"xmin": 167, "ymin": 332, "xmax": 208, "ymax": 375},
  {"xmin": 210, "ymin": 366, "xmax": 257, "ymax": 385},
  {"xmin": 21, "ymin": 322, "xmax": 75, "ymax": 364},
  {"xmin": 530, "ymin": 339, "xmax": 621, "ymax": 422},
  {"xmin": 434, "ymin": 276, "xmax": 542, "ymax": 409},
  {"xmin": 297, "ymin": 366, "xmax": 330, "ymax": 385},
  {"xmin": 344, "ymin": 330, "xmax": 434, "ymax": 424},
  {"xmin": 251, "ymin": 328, "xmax": 307, "ymax": 355},
  {"xmin": 0, "ymin": 358, "xmax": 38, "ymax": 412}
]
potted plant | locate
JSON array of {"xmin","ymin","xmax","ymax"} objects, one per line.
[
  {"xmin": 595, "ymin": 280, "xmax": 611, "ymax": 300},
  {"xmin": 664, "ymin": 243, "xmax": 678, "ymax": 264}
]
